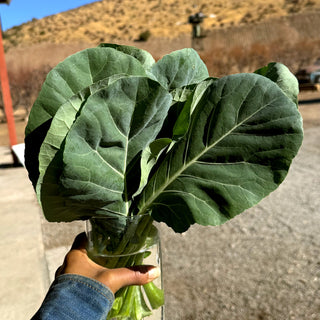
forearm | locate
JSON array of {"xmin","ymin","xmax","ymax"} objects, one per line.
[{"xmin": 31, "ymin": 274, "xmax": 114, "ymax": 320}]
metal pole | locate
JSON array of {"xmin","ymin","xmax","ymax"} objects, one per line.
[{"xmin": 0, "ymin": 15, "xmax": 18, "ymax": 161}]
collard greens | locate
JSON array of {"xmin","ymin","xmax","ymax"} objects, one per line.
[{"xmin": 25, "ymin": 44, "xmax": 303, "ymax": 233}]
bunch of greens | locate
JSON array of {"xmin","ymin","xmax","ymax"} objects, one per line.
[{"xmin": 25, "ymin": 43, "xmax": 303, "ymax": 319}]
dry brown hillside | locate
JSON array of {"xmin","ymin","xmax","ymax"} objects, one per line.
[
  {"xmin": 3, "ymin": 0, "xmax": 320, "ymax": 50},
  {"xmin": 2, "ymin": 0, "xmax": 320, "ymax": 134}
]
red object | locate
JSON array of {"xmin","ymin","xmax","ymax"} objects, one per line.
[{"xmin": 0, "ymin": 20, "xmax": 17, "ymax": 147}]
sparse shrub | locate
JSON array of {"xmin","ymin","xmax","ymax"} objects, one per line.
[
  {"xmin": 201, "ymin": 38, "xmax": 320, "ymax": 77},
  {"xmin": 0, "ymin": 65, "xmax": 51, "ymax": 121},
  {"xmin": 306, "ymin": 0, "xmax": 316, "ymax": 5},
  {"xmin": 1, "ymin": 32, "xmax": 9, "ymax": 40},
  {"xmin": 241, "ymin": 12, "xmax": 253, "ymax": 24},
  {"xmin": 137, "ymin": 30, "xmax": 151, "ymax": 42}
]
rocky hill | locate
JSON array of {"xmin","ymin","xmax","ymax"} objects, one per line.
[{"xmin": 3, "ymin": 0, "xmax": 320, "ymax": 50}]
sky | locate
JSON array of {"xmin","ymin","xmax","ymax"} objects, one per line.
[{"xmin": 0, "ymin": 0, "xmax": 99, "ymax": 31}]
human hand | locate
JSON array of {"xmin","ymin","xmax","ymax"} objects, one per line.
[{"xmin": 55, "ymin": 232, "xmax": 160, "ymax": 294}]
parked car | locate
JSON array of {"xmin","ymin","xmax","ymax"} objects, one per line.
[{"xmin": 295, "ymin": 58, "xmax": 320, "ymax": 84}]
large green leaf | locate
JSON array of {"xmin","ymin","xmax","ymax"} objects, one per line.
[
  {"xmin": 155, "ymin": 80, "xmax": 216, "ymax": 142},
  {"xmin": 172, "ymin": 78, "xmax": 217, "ymax": 141},
  {"xmin": 36, "ymin": 75, "xmax": 139, "ymax": 193},
  {"xmin": 133, "ymin": 138, "xmax": 172, "ymax": 197},
  {"xmin": 254, "ymin": 62, "xmax": 299, "ymax": 105},
  {"xmin": 150, "ymin": 48, "xmax": 209, "ymax": 90},
  {"xmin": 25, "ymin": 48, "xmax": 147, "ymax": 188},
  {"xmin": 25, "ymin": 47, "xmax": 147, "ymax": 136},
  {"xmin": 99, "ymin": 43, "xmax": 155, "ymax": 71},
  {"xmin": 40, "ymin": 77, "xmax": 172, "ymax": 221},
  {"xmin": 137, "ymin": 73, "xmax": 303, "ymax": 232}
]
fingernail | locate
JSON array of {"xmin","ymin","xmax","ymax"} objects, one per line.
[{"xmin": 148, "ymin": 267, "xmax": 160, "ymax": 280}]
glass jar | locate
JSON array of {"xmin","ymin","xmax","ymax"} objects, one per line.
[{"xmin": 86, "ymin": 214, "xmax": 164, "ymax": 320}]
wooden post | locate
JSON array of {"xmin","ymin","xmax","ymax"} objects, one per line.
[{"xmin": 0, "ymin": 16, "xmax": 18, "ymax": 160}]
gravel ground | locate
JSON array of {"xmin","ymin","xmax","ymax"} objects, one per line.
[
  {"xmin": 40, "ymin": 125, "xmax": 320, "ymax": 320},
  {"xmin": 37, "ymin": 98, "xmax": 319, "ymax": 320},
  {"xmin": 160, "ymin": 125, "xmax": 320, "ymax": 320}
]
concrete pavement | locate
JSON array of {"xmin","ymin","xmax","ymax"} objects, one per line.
[
  {"xmin": 0, "ymin": 147, "xmax": 48, "ymax": 319},
  {"xmin": 0, "ymin": 146, "xmax": 82, "ymax": 319},
  {"xmin": 0, "ymin": 125, "xmax": 319, "ymax": 319}
]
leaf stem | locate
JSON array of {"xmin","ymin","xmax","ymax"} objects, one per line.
[{"xmin": 88, "ymin": 214, "xmax": 164, "ymax": 320}]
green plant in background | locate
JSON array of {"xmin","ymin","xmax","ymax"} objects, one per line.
[{"xmin": 25, "ymin": 43, "xmax": 303, "ymax": 320}]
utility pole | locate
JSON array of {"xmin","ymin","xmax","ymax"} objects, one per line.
[
  {"xmin": 188, "ymin": 11, "xmax": 206, "ymax": 51},
  {"xmin": 0, "ymin": 1, "xmax": 18, "ymax": 164}
]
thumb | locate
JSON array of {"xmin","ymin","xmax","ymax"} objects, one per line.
[{"xmin": 106, "ymin": 265, "xmax": 160, "ymax": 293}]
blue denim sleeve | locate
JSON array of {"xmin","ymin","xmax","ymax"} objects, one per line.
[{"xmin": 31, "ymin": 274, "xmax": 114, "ymax": 320}]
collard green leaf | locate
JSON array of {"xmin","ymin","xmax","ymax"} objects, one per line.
[
  {"xmin": 31, "ymin": 91, "xmax": 88, "ymax": 190},
  {"xmin": 36, "ymin": 75, "xmax": 139, "ymax": 194},
  {"xmin": 40, "ymin": 77, "xmax": 172, "ymax": 221},
  {"xmin": 170, "ymin": 84, "xmax": 196, "ymax": 103},
  {"xmin": 99, "ymin": 43, "xmax": 155, "ymax": 71},
  {"xmin": 156, "ymin": 79, "xmax": 216, "ymax": 142},
  {"xmin": 172, "ymin": 78, "xmax": 217, "ymax": 141},
  {"xmin": 137, "ymin": 73, "xmax": 303, "ymax": 232},
  {"xmin": 25, "ymin": 47, "xmax": 147, "ymax": 136},
  {"xmin": 150, "ymin": 48, "xmax": 209, "ymax": 90},
  {"xmin": 254, "ymin": 62, "xmax": 299, "ymax": 105},
  {"xmin": 25, "ymin": 47, "xmax": 147, "ymax": 189},
  {"xmin": 24, "ymin": 43, "xmax": 303, "ymax": 238},
  {"xmin": 134, "ymin": 138, "xmax": 172, "ymax": 197},
  {"xmin": 24, "ymin": 119, "xmax": 52, "ymax": 189}
]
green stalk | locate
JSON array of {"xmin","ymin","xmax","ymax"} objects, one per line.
[
  {"xmin": 88, "ymin": 214, "xmax": 164, "ymax": 320},
  {"xmin": 143, "ymin": 282, "xmax": 165, "ymax": 310}
]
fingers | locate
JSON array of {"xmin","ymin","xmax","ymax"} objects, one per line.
[
  {"xmin": 105, "ymin": 265, "xmax": 161, "ymax": 293},
  {"xmin": 127, "ymin": 265, "xmax": 161, "ymax": 283},
  {"xmin": 56, "ymin": 233, "xmax": 161, "ymax": 294},
  {"xmin": 125, "ymin": 265, "xmax": 161, "ymax": 285}
]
